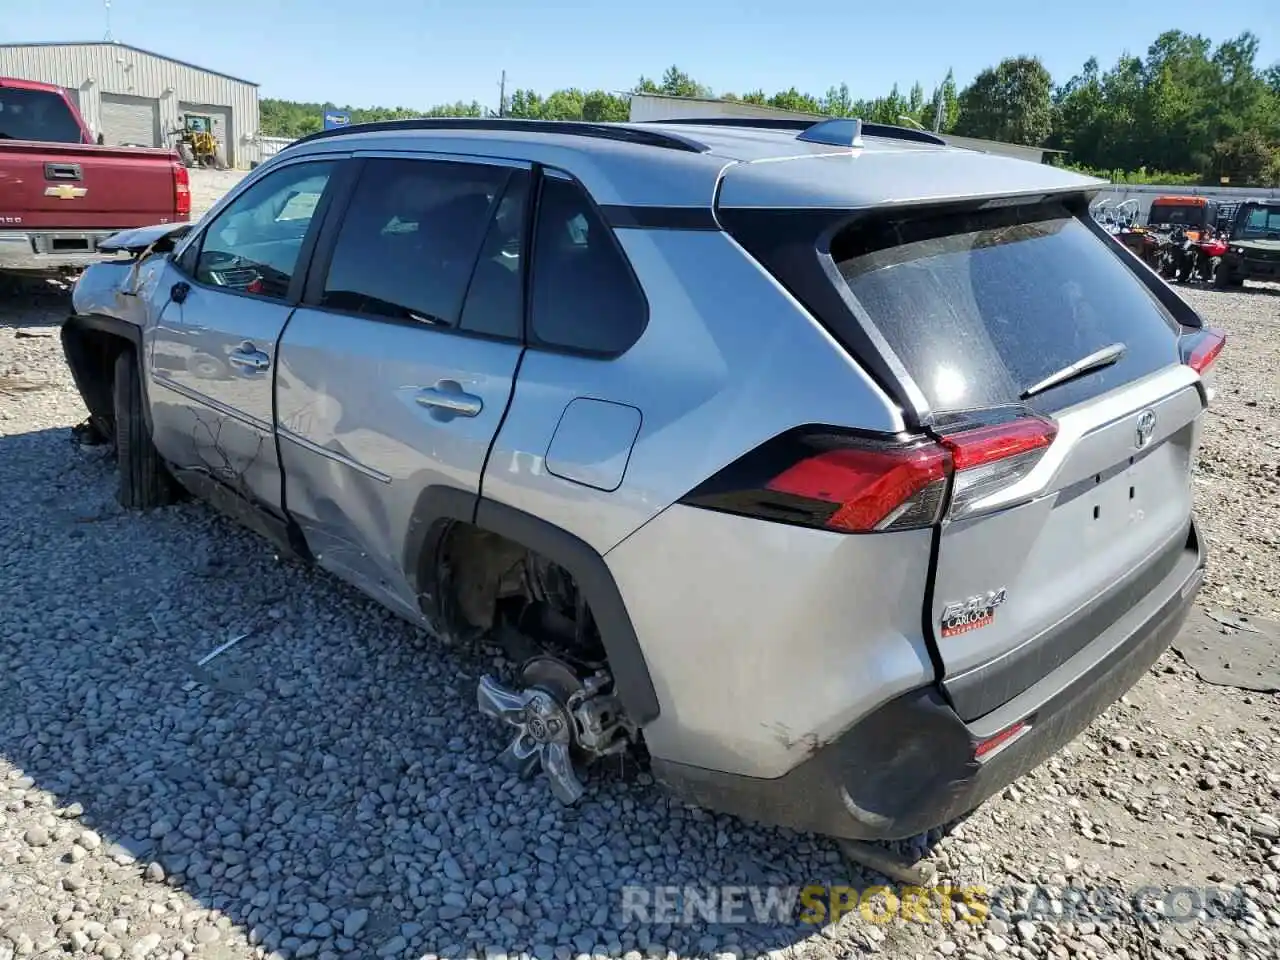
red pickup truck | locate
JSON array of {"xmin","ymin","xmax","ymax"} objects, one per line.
[{"xmin": 0, "ymin": 76, "xmax": 191, "ymax": 276}]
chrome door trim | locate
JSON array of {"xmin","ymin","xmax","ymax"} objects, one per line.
[
  {"xmin": 149, "ymin": 372, "xmax": 272, "ymax": 434},
  {"xmin": 276, "ymin": 426, "xmax": 393, "ymax": 484}
]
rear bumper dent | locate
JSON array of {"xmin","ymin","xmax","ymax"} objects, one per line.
[{"xmin": 652, "ymin": 519, "xmax": 1204, "ymax": 841}]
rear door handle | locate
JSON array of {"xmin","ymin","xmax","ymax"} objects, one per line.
[
  {"xmin": 228, "ymin": 342, "xmax": 271, "ymax": 372},
  {"xmin": 416, "ymin": 380, "xmax": 483, "ymax": 418}
]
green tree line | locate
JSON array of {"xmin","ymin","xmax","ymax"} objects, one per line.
[{"xmin": 259, "ymin": 27, "xmax": 1280, "ymax": 186}]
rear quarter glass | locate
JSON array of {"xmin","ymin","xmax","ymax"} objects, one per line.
[{"xmin": 833, "ymin": 203, "xmax": 1183, "ymax": 415}]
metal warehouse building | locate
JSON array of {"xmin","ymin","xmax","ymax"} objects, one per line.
[{"xmin": 0, "ymin": 41, "xmax": 260, "ymax": 168}]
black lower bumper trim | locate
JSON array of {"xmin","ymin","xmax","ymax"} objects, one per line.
[{"xmin": 652, "ymin": 520, "xmax": 1204, "ymax": 841}]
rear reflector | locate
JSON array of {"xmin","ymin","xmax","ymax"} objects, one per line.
[
  {"xmin": 974, "ymin": 719, "xmax": 1030, "ymax": 760},
  {"xmin": 1183, "ymin": 327, "xmax": 1226, "ymax": 375}
]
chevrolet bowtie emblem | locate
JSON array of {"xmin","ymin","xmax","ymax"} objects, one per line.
[{"xmin": 45, "ymin": 184, "xmax": 88, "ymax": 200}]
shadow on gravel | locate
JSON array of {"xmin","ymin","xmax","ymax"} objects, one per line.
[
  {"xmin": 0, "ymin": 425, "xmax": 952, "ymax": 960},
  {"xmin": 1191, "ymin": 282, "xmax": 1280, "ymax": 298},
  {"xmin": 0, "ymin": 274, "xmax": 73, "ymax": 328}
]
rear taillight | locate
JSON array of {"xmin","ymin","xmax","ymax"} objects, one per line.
[
  {"xmin": 1182, "ymin": 327, "xmax": 1226, "ymax": 375},
  {"xmin": 765, "ymin": 441, "xmax": 949, "ymax": 532},
  {"xmin": 939, "ymin": 416, "xmax": 1057, "ymax": 519},
  {"xmin": 173, "ymin": 161, "xmax": 191, "ymax": 219},
  {"xmin": 680, "ymin": 416, "xmax": 1057, "ymax": 534}
]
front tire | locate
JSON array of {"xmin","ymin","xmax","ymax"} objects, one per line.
[{"xmin": 112, "ymin": 351, "xmax": 176, "ymax": 509}]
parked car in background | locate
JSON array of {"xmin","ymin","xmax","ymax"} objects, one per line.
[
  {"xmin": 0, "ymin": 76, "xmax": 190, "ymax": 277},
  {"xmin": 61, "ymin": 116, "xmax": 1222, "ymax": 843},
  {"xmin": 1217, "ymin": 198, "xmax": 1280, "ymax": 287}
]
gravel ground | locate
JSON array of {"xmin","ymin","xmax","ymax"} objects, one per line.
[{"xmin": 1, "ymin": 182, "xmax": 1278, "ymax": 960}]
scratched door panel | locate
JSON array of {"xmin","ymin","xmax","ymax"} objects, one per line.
[
  {"xmin": 274, "ymin": 155, "xmax": 527, "ymax": 606},
  {"xmin": 276, "ymin": 310, "xmax": 521, "ymax": 608},
  {"xmin": 147, "ymin": 158, "xmax": 338, "ymax": 511}
]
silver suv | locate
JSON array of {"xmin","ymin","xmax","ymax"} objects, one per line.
[{"xmin": 63, "ymin": 116, "xmax": 1223, "ymax": 842}]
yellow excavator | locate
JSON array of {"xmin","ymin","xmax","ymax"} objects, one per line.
[{"xmin": 170, "ymin": 114, "xmax": 226, "ymax": 169}]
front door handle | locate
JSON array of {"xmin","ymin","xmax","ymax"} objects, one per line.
[
  {"xmin": 416, "ymin": 380, "xmax": 483, "ymax": 418},
  {"xmin": 228, "ymin": 342, "xmax": 270, "ymax": 372}
]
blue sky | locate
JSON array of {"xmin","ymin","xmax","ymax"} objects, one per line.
[{"xmin": 3, "ymin": 0, "xmax": 1275, "ymax": 109}]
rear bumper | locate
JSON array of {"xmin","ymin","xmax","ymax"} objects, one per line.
[
  {"xmin": 652, "ymin": 519, "xmax": 1205, "ymax": 841},
  {"xmin": 0, "ymin": 230, "xmax": 125, "ymax": 274}
]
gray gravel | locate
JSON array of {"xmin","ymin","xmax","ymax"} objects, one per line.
[{"xmin": 1, "ymin": 191, "xmax": 1278, "ymax": 960}]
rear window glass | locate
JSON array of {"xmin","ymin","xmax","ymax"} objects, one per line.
[
  {"xmin": 833, "ymin": 205, "xmax": 1182, "ymax": 414},
  {"xmin": 1147, "ymin": 204, "xmax": 1207, "ymax": 227},
  {"xmin": 0, "ymin": 87, "xmax": 84, "ymax": 143}
]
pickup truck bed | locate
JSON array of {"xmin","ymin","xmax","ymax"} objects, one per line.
[{"xmin": 0, "ymin": 76, "xmax": 190, "ymax": 275}]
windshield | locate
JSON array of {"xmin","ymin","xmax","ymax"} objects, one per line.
[
  {"xmin": 0, "ymin": 87, "xmax": 85, "ymax": 143},
  {"xmin": 1146, "ymin": 203, "xmax": 1208, "ymax": 228},
  {"xmin": 834, "ymin": 203, "xmax": 1181, "ymax": 414},
  {"xmin": 1235, "ymin": 204, "xmax": 1280, "ymax": 240}
]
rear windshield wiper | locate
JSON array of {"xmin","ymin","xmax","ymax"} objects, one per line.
[{"xmin": 1020, "ymin": 342, "xmax": 1127, "ymax": 400}]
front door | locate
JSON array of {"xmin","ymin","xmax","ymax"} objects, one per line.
[
  {"xmin": 148, "ymin": 158, "xmax": 339, "ymax": 510},
  {"xmin": 274, "ymin": 154, "xmax": 528, "ymax": 613}
]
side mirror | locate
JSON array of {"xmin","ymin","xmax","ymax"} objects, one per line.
[
  {"xmin": 171, "ymin": 282, "xmax": 190, "ymax": 304},
  {"xmin": 96, "ymin": 132, "xmax": 105, "ymax": 145}
]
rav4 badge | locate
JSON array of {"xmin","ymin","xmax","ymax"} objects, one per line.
[{"xmin": 941, "ymin": 588, "xmax": 1007, "ymax": 638}]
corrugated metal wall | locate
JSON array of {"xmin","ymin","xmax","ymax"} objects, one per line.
[
  {"xmin": 630, "ymin": 94, "xmax": 820, "ymax": 123},
  {"xmin": 1093, "ymin": 183, "xmax": 1280, "ymax": 222},
  {"xmin": 0, "ymin": 42, "xmax": 260, "ymax": 167}
]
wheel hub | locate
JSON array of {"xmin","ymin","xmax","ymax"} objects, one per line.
[
  {"xmin": 477, "ymin": 660, "xmax": 586, "ymax": 805},
  {"xmin": 522, "ymin": 692, "xmax": 569, "ymax": 744}
]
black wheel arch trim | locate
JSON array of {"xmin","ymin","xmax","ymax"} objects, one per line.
[
  {"xmin": 60, "ymin": 313, "xmax": 154, "ymax": 435},
  {"xmin": 402, "ymin": 486, "xmax": 661, "ymax": 726}
]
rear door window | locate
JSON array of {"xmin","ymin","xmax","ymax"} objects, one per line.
[
  {"xmin": 833, "ymin": 204, "xmax": 1182, "ymax": 414},
  {"xmin": 320, "ymin": 158, "xmax": 512, "ymax": 329}
]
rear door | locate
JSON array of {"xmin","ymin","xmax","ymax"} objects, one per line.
[
  {"xmin": 148, "ymin": 156, "xmax": 341, "ymax": 510},
  {"xmin": 834, "ymin": 203, "xmax": 1206, "ymax": 720},
  {"xmin": 274, "ymin": 154, "xmax": 527, "ymax": 616}
]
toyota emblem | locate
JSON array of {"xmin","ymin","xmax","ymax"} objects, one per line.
[{"xmin": 1135, "ymin": 409, "xmax": 1157, "ymax": 449}]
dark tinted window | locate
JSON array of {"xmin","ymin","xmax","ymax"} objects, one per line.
[
  {"xmin": 0, "ymin": 87, "xmax": 84, "ymax": 143},
  {"xmin": 322, "ymin": 159, "xmax": 510, "ymax": 327},
  {"xmin": 458, "ymin": 172, "xmax": 528, "ymax": 339},
  {"xmin": 834, "ymin": 204, "xmax": 1181, "ymax": 414},
  {"xmin": 530, "ymin": 174, "xmax": 646, "ymax": 355},
  {"xmin": 1240, "ymin": 205, "xmax": 1280, "ymax": 238},
  {"xmin": 195, "ymin": 161, "xmax": 334, "ymax": 300}
]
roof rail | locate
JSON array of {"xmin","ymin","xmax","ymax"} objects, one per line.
[
  {"xmin": 287, "ymin": 117, "xmax": 710, "ymax": 153},
  {"xmin": 644, "ymin": 115, "xmax": 948, "ymax": 147}
]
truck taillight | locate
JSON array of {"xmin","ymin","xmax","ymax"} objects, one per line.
[
  {"xmin": 679, "ymin": 416, "xmax": 1057, "ymax": 534},
  {"xmin": 173, "ymin": 161, "xmax": 191, "ymax": 219}
]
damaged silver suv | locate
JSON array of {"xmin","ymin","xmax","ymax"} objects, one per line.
[{"xmin": 63, "ymin": 116, "xmax": 1223, "ymax": 842}]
